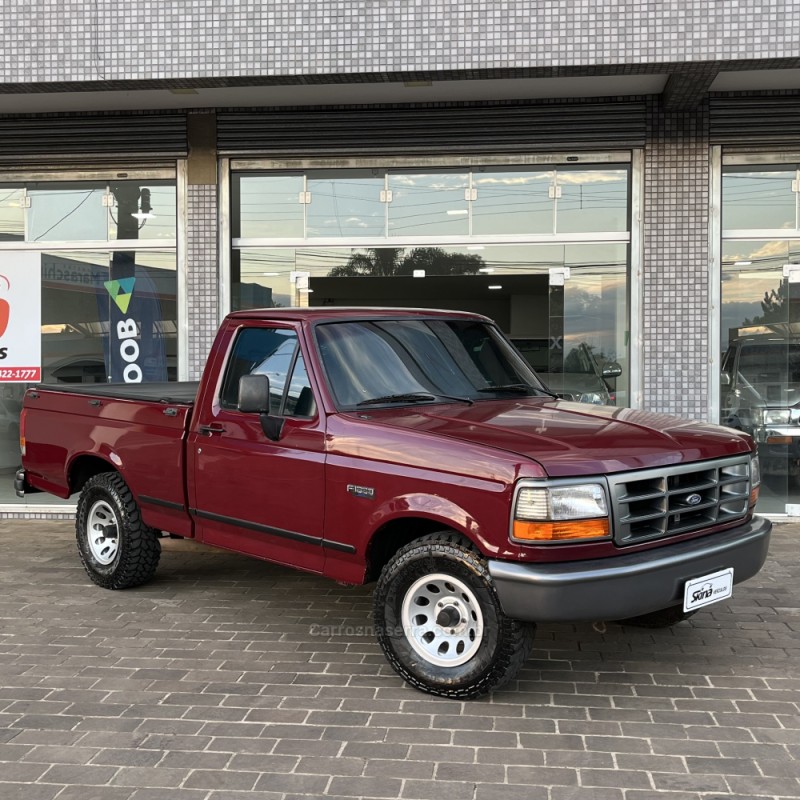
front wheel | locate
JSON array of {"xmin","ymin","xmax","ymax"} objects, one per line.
[
  {"xmin": 373, "ymin": 532, "xmax": 535, "ymax": 698},
  {"xmin": 75, "ymin": 472, "xmax": 161, "ymax": 590}
]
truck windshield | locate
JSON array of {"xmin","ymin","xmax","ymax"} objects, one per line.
[{"xmin": 315, "ymin": 318, "xmax": 549, "ymax": 408}]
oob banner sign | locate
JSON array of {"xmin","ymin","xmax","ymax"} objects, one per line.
[
  {"xmin": 0, "ymin": 253, "xmax": 42, "ymax": 383},
  {"xmin": 101, "ymin": 254, "xmax": 167, "ymax": 383}
]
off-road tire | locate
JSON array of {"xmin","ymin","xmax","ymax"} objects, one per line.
[
  {"xmin": 75, "ymin": 472, "xmax": 161, "ymax": 590},
  {"xmin": 373, "ymin": 532, "xmax": 535, "ymax": 699},
  {"xmin": 619, "ymin": 605, "xmax": 697, "ymax": 628}
]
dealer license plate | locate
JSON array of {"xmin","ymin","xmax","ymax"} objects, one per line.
[{"xmin": 683, "ymin": 568, "xmax": 734, "ymax": 612}]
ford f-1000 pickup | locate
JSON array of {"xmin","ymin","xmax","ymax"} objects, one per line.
[{"xmin": 16, "ymin": 307, "xmax": 772, "ymax": 697}]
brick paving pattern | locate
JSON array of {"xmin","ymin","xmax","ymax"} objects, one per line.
[{"xmin": 0, "ymin": 519, "xmax": 797, "ymax": 799}]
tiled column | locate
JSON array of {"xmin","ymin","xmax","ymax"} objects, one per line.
[
  {"xmin": 186, "ymin": 184, "xmax": 219, "ymax": 380},
  {"xmin": 642, "ymin": 99, "xmax": 711, "ymax": 420},
  {"xmin": 186, "ymin": 112, "xmax": 219, "ymax": 381}
]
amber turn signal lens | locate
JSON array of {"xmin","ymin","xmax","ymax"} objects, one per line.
[
  {"xmin": 750, "ymin": 486, "xmax": 759, "ymax": 507},
  {"xmin": 513, "ymin": 518, "xmax": 610, "ymax": 542},
  {"xmin": 766, "ymin": 435, "xmax": 792, "ymax": 445}
]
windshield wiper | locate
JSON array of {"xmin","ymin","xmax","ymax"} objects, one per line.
[
  {"xmin": 357, "ymin": 392, "xmax": 473, "ymax": 407},
  {"xmin": 357, "ymin": 393, "xmax": 435, "ymax": 406},
  {"xmin": 477, "ymin": 384, "xmax": 558, "ymax": 398}
]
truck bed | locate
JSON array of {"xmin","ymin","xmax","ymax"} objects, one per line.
[
  {"xmin": 33, "ymin": 381, "xmax": 200, "ymax": 405},
  {"xmin": 23, "ymin": 381, "xmax": 198, "ymax": 537}
]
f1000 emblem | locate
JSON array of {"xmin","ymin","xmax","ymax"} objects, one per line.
[{"xmin": 347, "ymin": 484, "xmax": 375, "ymax": 499}]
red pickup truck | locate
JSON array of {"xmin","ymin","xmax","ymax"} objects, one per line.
[{"xmin": 16, "ymin": 307, "xmax": 771, "ymax": 698}]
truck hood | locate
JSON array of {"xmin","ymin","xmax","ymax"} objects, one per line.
[{"xmin": 356, "ymin": 398, "xmax": 753, "ymax": 477}]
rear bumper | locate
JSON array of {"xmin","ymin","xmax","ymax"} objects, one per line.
[
  {"xmin": 488, "ymin": 516, "xmax": 772, "ymax": 623},
  {"xmin": 14, "ymin": 467, "xmax": 41, "ymax": 498}
]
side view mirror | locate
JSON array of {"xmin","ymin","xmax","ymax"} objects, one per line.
[
  {"xmin": 238, "ymin": 374, "xmax": 284, "ymax": 441},
  {"xmin": 238, "ymin": 374, "xmax": 270, "ymax": 413},
  {"xmin": 601, "ymin": 362, "xmax": 622, "ymax": 379}
]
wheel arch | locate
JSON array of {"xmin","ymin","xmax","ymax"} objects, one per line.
[
  {"xmin": 68, "ymin": 454, "xmax": 119, "ymax": 496},
  {"xmin": 364, "ymin": 516, "xmax": 473, "ymax": 583},
  {"xmin": 362, "ymin": 491, "xmax": 491, "ymax": 583}
]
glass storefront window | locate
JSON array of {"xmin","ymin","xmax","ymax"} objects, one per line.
[
  {"xmin": 41, "ymin": 249, "xmax": 177, "ymax": 384},
  {"xmin": 230, "ymin": 160, "xmax": 632, "ymax": 424},
  {"xmin": 0, "ymin": 187, "xmax": 25, "ymax": 241},
  {"xmin": 108, "ymin": 181, "xmax": 177, "ymax": 242},
  {"xmin": 233, "ymin": 174, "xmax": 305, "ymax": 238},
  {"xmin": 0, "ymin": 172, "xmax": 178, "ymax": 507},
  {"xmin": 717, "ymin": 162, "xmax": 800, "ymax": 513},
  {"xmin": 307, "ymin": 170, "xmax": 385, "ymax": 238},
  {"xmin": 472, "ymin": 168, "xmax": 553, "ymax": 235},
  {"xmin": 231, "ymin": 165, "xmax": 633, "ymax": 242},
  {"xmin": 27, "ymin": 182, "xmax": 108, "ymax": 242},
  {"xmin": 13, "ymin": 181, "xmax": 176, "ymax": 244},
  {"xmin": 557, "ymin": 169, "xmax": 629, "ymax": 234},
  {"xmin": 719, "ymin": 240, "xmax": 794, "ymax": 351},
  {"xmin": 388, "ymin": 171, "xmax": 469, "ymax": 237},
  {"xmin": 231, "ymin": 242, "xmax": 629, "ymax": 406},
  {"xmin": 722, "ymin": 168, "xmax": 798, "ymax": 231}
]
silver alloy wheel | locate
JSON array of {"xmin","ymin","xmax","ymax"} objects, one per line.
[
  {"xmin": 400, "ymin": 572, "xmax": 484, "ymax": 667},
  {"xmin": 86, "ymin": 499, "xmax": 119, "ymax": 565}
]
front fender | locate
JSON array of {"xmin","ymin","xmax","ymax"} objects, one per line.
[{"xmin": 366, "ymin": 492, "xmax": 489, "ymax": 552}]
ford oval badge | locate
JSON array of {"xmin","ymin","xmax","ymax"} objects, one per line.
[{"xmin": 685, "ymin": 493, "xmax": 702, "ymax": 506}]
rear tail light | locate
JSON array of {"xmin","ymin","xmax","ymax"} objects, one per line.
[{"xmin": 19, "ymin": 407, "xmax": 26, "ymax": 457}]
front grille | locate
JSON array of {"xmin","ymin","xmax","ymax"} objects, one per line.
[{"xmin": 608, "ymin": 456, "xmax": 752, "ymax": 545}]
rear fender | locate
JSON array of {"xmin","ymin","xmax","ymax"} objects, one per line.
[{"xmin": 67, "ymin": 451, "xmax": 120, "ymax": 495}]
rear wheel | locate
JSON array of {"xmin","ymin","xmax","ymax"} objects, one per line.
[
  {"xmin": 75, "ymin": 472, "xmax": 160, "ymax": 589},
  {"xmin": 373, "ymin": 532, "xmax": 535, "ymax": 698}
]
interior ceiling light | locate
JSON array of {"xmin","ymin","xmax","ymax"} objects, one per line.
[{"xmin": 488, "ymin": 285, "xmax": 503, "ymax": 290}]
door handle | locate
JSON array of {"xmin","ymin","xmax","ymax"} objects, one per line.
[{"xmin": 198, "ymin": 423, "xmax": 226, "ymax": 436}]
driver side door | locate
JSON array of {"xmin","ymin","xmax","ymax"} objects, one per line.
[{"xmin": 188, "ymin": 324, "xmax": 326, "ymax": 573}]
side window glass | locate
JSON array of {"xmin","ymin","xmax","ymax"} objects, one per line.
[
  {"xmin": 219, "ymin": 327, "xmax": 316, "ymax": 417},
  {"xmin": 284, "ymin": 354, "xmax": 316, "ymax": 417}
]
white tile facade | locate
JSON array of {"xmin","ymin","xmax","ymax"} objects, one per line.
[{"xmin": 1, "ymin": 2, "xmax": 798, "ymax": 83}]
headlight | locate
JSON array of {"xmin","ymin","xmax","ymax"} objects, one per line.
[
  {"xmin": 750, "ymin": 454, "xmax": 761, "ymax": 487},
  {"xmin": 578, "ymin": 392, "xmax": 605, "ymax": 405},
  {"xmin": 512, "ymin": 483, "xmax": 611, "ymax": 543},
  {"xmin": 763, "ymin": 409, "xmax": 790, "ymax": 425},
  {"xmin": 749, "ymin": 454, "xmax": 761, "ymax": 509}
]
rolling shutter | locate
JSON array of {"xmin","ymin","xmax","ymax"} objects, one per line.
[
  {"xmin": 710, "ymin": 95, "xmax": 800, "ymax": 145},
  {"xmin": 0, "ymin": 113, "xmax": 188, "ymax": 165},
  {"xmin": 218, "ymin": 100, "xmax": 646, "ymax": 157}
]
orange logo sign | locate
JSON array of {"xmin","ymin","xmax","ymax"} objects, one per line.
[{"xmin": 0, "ymin": 274, "xmax": 9, "ymax": 338}]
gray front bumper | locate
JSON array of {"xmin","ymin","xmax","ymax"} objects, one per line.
[{"xmin": 488, "ymin": 515, "xmax": 772, "ymax": 623}]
